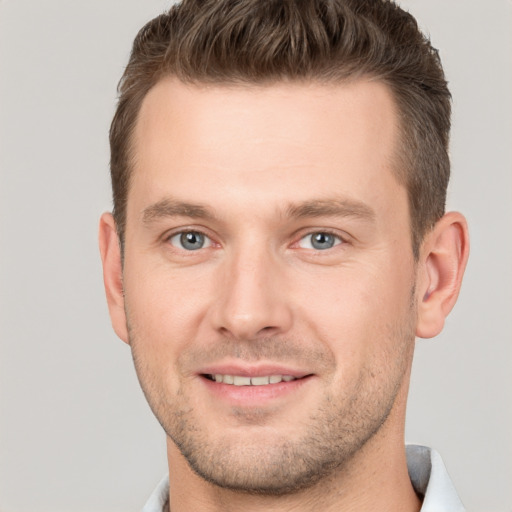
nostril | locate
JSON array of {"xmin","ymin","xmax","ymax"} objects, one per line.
[{"xmin": 212, "ymin": 295, "xmax": 293, "ymax": 340}]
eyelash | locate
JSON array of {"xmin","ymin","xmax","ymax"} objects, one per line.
[
  {"xmin": 166, "ymin": 229, "xmax": 214, "ymax": 251},
  {"xmin": 296, "ymin": 230, "xmax": 344, "ymax": 250},
  {"xmin": 164, "ymin": 228, "xmax": 346, "ymax": 252}
]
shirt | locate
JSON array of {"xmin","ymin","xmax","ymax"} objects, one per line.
[{"xmin": 142, "ymin": 444, "xmax": 465, "ymax": 512}]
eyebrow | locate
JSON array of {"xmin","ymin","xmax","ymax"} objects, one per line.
[
  {"xmin": 285, "ymin": 198, "xmax": 376, "ymax": 222},
  {"xmin": 141, "ymin": 196, "xmax": 375, "ymax": 225},
  {"xmin": 142, "ymin": 198, "xmax": 217, "ymax": 224}
]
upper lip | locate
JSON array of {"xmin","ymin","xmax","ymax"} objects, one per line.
[{"xmin": 197, "ymin": 363, "xmax": 311, "ymax": 379}]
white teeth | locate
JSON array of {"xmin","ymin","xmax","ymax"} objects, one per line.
[
  {"xmin": 210, "ymin": 374, "xmax": 297, "ymax": 386},
  {"xmin": 251, "ymin": 376, "xmax": 270, "ymax": 386},
  {"xmin": 233, "ymin": 376, "xmax": 251, "ymax": 386}
]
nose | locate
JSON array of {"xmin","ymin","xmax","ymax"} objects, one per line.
[{"xmin": 211, "ymin": 245, "xmax": 293, "ymax": 341}]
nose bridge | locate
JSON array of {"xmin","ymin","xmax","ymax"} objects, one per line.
[{"xmin": 212, "ymin": 238, "xmax": 292, "ymax": 340}]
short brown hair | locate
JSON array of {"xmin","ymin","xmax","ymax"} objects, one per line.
[{"xmin": 110, "ymin": 0, "xmax": 451, "ymax": 257}]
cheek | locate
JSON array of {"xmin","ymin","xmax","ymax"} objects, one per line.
[
  {"xmin": 123, "ymin": 263, "xmax": 213, "ymax": 355},
  {"xmin": 293, "ymin": 260, "xmax": 414, "ymax": 363},
  {"xmin": 124, "ymin": 272, "xmax": 212, "ymax": 401}
]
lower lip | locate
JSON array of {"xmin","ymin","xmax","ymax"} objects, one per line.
[{"xmin": 200, "ymin": 375, "xmax": 313, "ymax": 406}]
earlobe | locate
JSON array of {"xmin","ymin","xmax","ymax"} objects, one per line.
[
  {"xmin": 415, "ymin": 212, "xmax": 470, "ymax": 339},
  {"xmin": 98, "ymin": 212, "xmax": 129, "ymax": 344}
]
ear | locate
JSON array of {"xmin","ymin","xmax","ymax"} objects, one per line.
[
  {"xmin": 415, "ymin": 211, "xmax": 470, "ymax": 339},
  {"xmin": 98, "ymin": 212, "xmax": 129, "ymax": 344}
]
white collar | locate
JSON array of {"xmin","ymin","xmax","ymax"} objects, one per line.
[{"xmin": 407, "ymin": 445, "xmax": 465, "ymax": 511}]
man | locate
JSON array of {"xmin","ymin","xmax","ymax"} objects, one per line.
[{"xmin": 99, "ymin": 0, "xmax": 469, "ymax": 510}]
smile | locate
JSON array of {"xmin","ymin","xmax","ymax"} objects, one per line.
[{"xmin": 205, "ymin": 374, "xmax": 298, "ymax": 386}]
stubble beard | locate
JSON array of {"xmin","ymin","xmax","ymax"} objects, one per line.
[{"xmin": 128, "ymin": 306, "xmax": 416, "ymax": 496}]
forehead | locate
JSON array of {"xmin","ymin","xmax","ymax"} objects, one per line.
[{"xmin": 129, "ymin": 77, "xmax": 403, "ymax": 222}]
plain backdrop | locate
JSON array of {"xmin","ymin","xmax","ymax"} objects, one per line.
[{"xmin": 0, "ymin": 1, "xmax": 511, "ymax": 511}]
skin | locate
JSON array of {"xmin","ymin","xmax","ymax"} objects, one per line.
[{"xmin": 99, "ymin": 78, "xmax": 469, "ymax": 512}]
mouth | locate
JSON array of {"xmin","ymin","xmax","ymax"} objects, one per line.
[
  {"xmin": 199, "ymin": 368, "xmax": 314, "ymax": 407},
  {"xmin": 203, "ymin": 374, "xmax": 301, "ymax": 386}
]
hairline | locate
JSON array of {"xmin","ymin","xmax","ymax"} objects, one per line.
[{"xmin": 118, "ymin": 73, "xmax": 424, "ymax": 259}]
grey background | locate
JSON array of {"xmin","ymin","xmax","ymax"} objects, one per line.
[{"xmin": 0, "ymin": 1, "xmax": 510, "ymax": 511}]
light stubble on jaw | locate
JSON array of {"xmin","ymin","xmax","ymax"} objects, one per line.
[
  {"xmin": 166, "ymin": 359, "xmax": 408, "ymax": 497},
  {"xmin": 126, "ymin": 295, "xmax": 417, "ymax": 497}
]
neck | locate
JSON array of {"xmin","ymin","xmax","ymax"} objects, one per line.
[{"xmin": 165, "ymin": 425, "xmax": 420, "ymax": 512}]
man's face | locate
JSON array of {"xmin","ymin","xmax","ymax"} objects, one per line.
[{"xmin": 120, "ymin": 78, "xmax": 418, "ymax": 493}]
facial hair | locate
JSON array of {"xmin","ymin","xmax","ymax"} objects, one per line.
[{"xmin": 128, "ymin": 304, "xmax": 416, "ymax": 497}]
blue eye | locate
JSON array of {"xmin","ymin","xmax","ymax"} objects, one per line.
[
  {"xmin": 298, "ymin": 232, "xmax": 341, "ymax": 250},
  {"xmin": 168, "ymin": 231, "xmax": 211, "ymax": 251}
]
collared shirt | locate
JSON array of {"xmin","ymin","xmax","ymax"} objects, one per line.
[{"xmin": 142, "ymin": 444, "xmax": 465, "ymax": 512}]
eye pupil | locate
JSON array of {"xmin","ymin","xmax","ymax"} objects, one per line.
[
  {"xmin": 311, "ymin": 232, "xmax": 335, "ymax": 250},
  {"xmin": 180, "ymin": 232, "xmax": 204, "ymax": 250}
]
